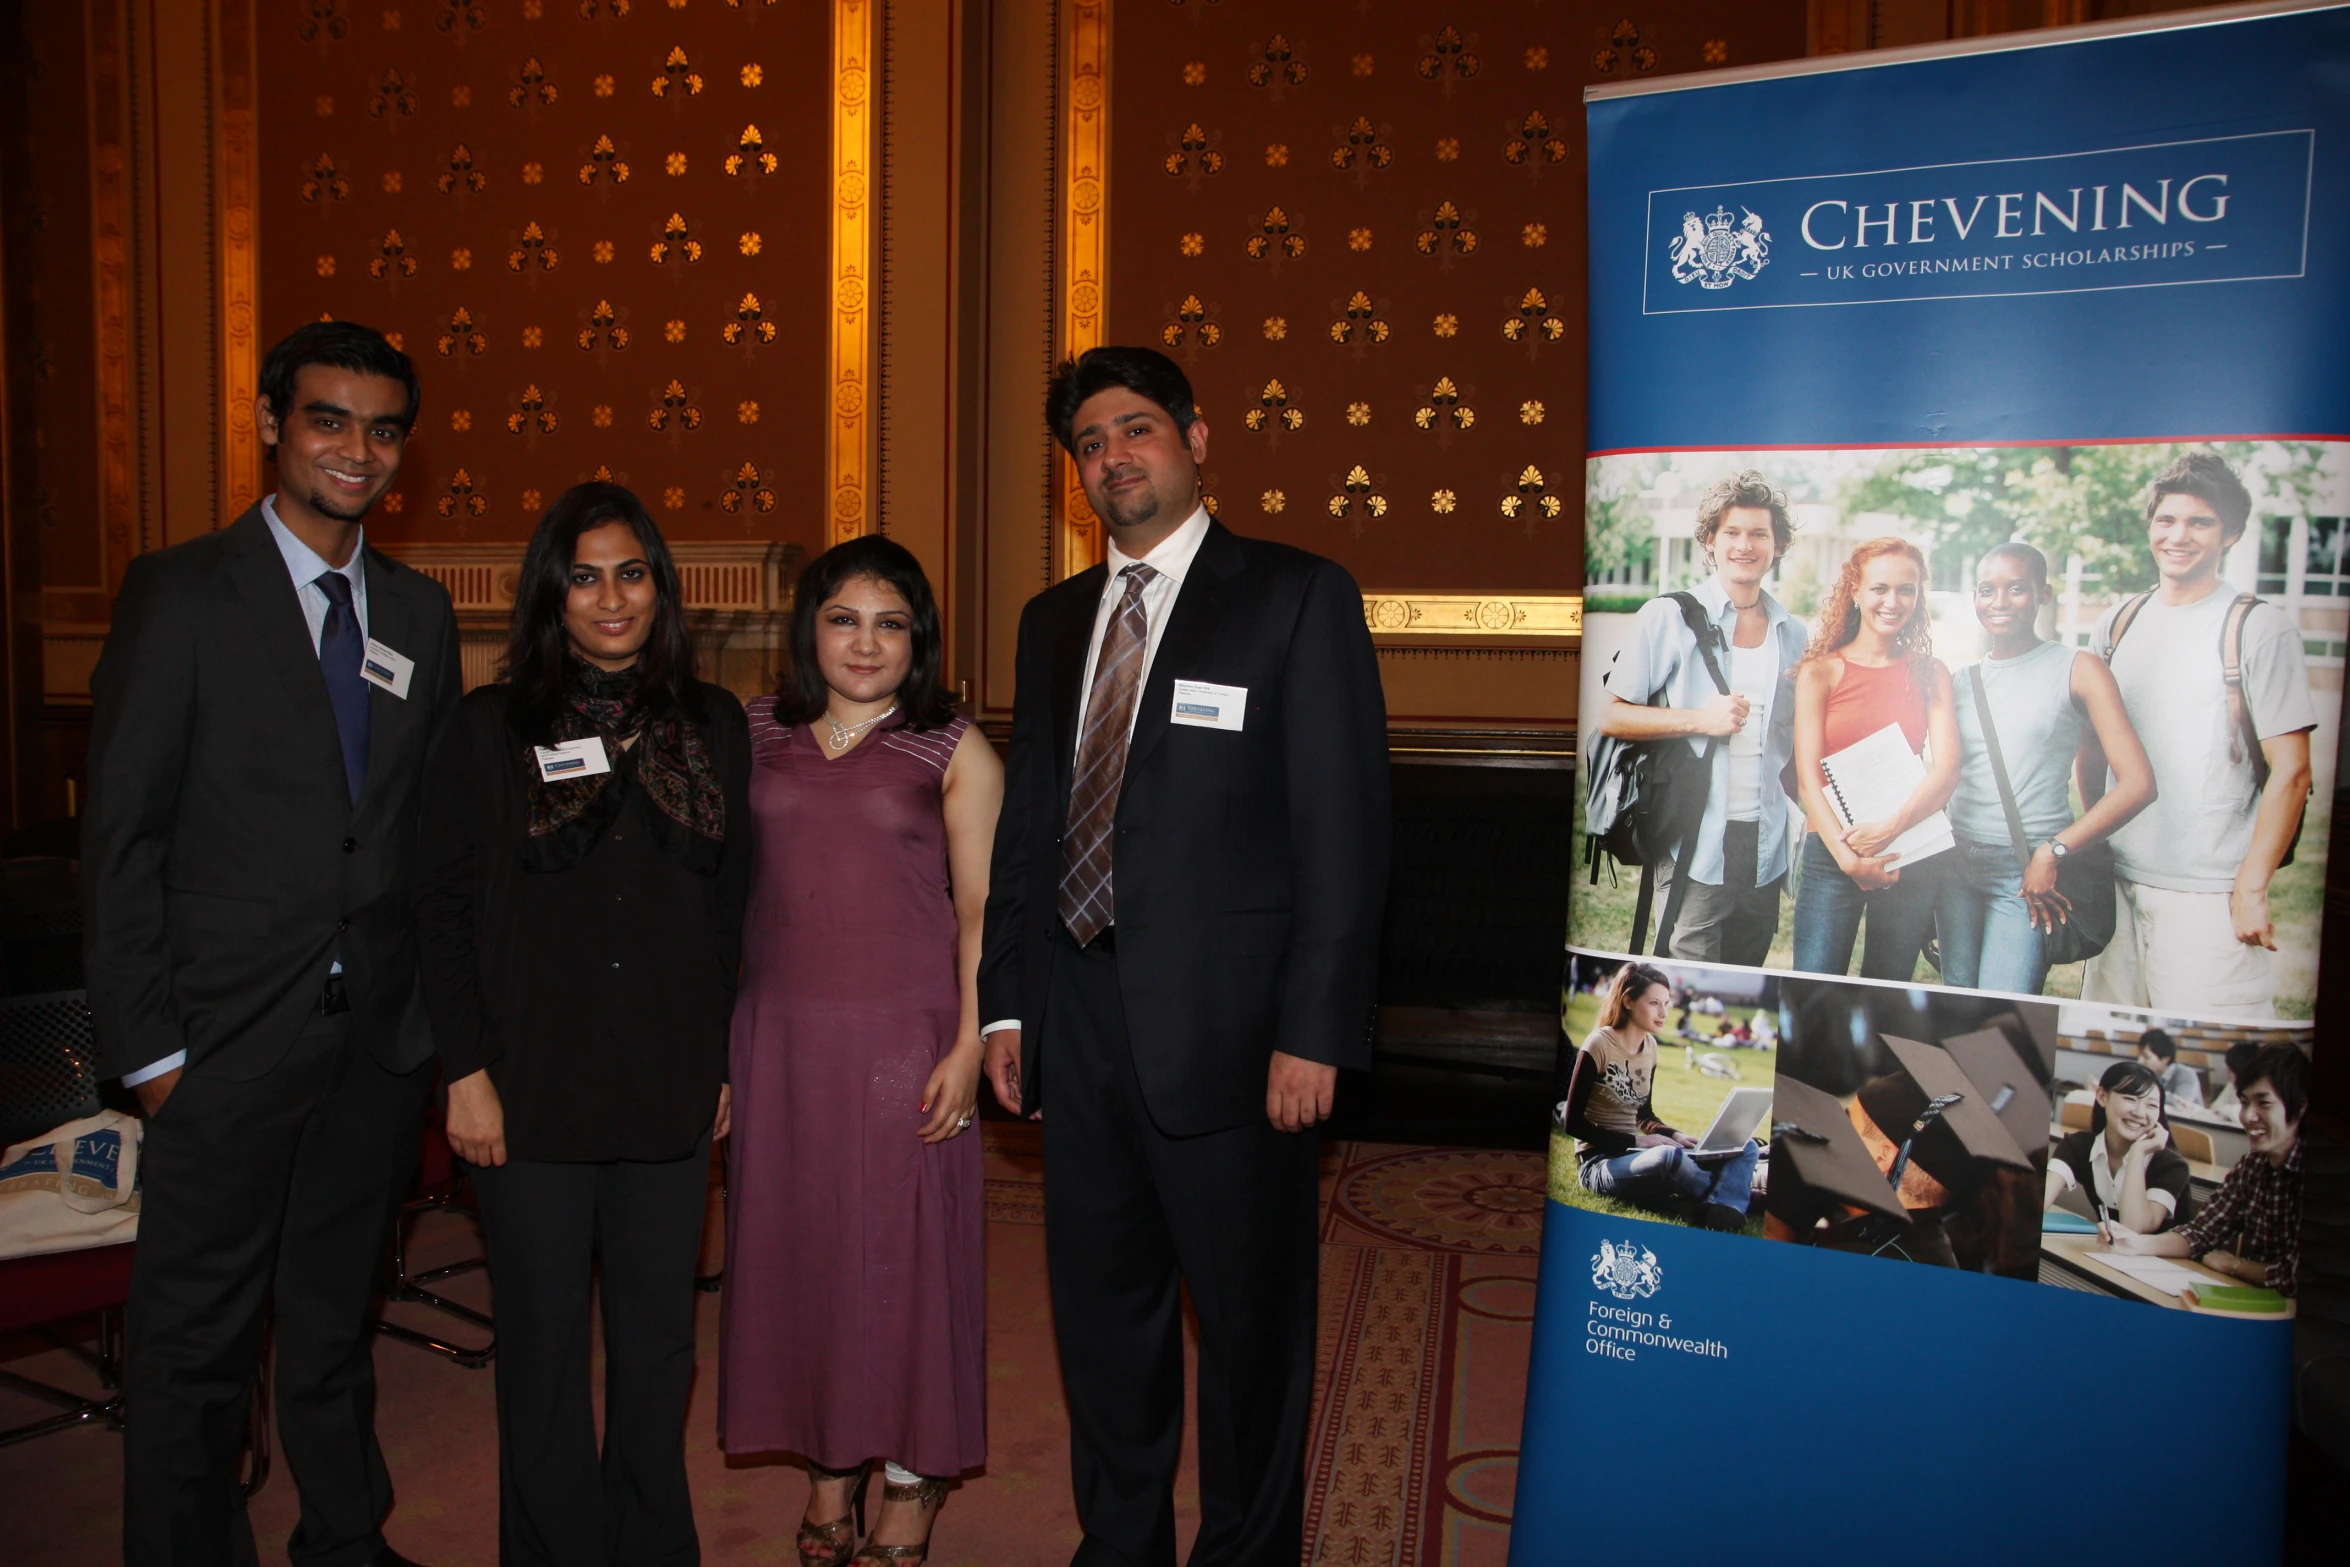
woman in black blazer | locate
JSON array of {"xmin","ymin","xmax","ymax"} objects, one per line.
[{"xmin": 415, "ymin": 482, "xmax": 750, "ymax": 1567}]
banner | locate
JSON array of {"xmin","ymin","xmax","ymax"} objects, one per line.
[{"xmin": 1517, "ymin": 7, "xmax": 2345, "ymax": 1561}]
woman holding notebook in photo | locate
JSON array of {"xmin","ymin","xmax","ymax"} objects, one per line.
[
  {"xmin": 1937, "ymin": 543, "xmax": 2154, "ymax": 995},
  {"xmin": 1790, "ymin": 538, "xmax": 1959, "ymax": 981}
]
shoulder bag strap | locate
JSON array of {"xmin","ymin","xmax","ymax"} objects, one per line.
[
  {"xmin": 1969, "ymin": 663, "xmax": 2035, "ymax": 878},
  {"xmin": 2220, "ymin": 594, "xmax": 2271, "ymax": 792},
  {"xmin": 1667, "ymin": 592, "xmax": 1733, "ymax": 697},
  {"xmin": 2102, "ymin": 590, "xmax": 2155, "ymax": 659}
]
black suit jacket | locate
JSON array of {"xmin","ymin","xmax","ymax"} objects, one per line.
[
  {"xmin": 82, "ymin": 504, "xmax": 464, "ymax": 1082},
  {"xmin": 979, "ymin": 519, "xmax": 1392, "ymax": 1135}
]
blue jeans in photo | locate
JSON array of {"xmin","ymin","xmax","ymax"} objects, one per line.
[
  {"xmin": 1790, "ymin": 832, "xmax": 1944, "ymax": 982},
  {"xmin": 1934, "ymin": 835, "xmax": 2051, "ymax": 995},
  {"xmin": 1578, "ymin": 1139, "xmax": 1760, "ymax": 1218}
]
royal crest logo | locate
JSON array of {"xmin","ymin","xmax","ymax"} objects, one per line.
[
  {"xmin": 1592, "ymin": 1238, "xmax": 1663, "ymax": 1300},
  {"xmin": 1669, "ymin": 205, "xmax": 1770, "ymax": 289}
]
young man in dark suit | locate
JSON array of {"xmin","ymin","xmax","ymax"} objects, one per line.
[
  {"xmin": 85, "ymin": 321, "xmax": 462, "ymax": 1567},
  {"xmin": 981, "ymin": 346, "xmax": 1391, "ymax": 1566}
]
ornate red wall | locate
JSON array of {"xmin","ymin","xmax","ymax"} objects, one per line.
[
  {"xmin": 255, "ymin": 0, "xmax": 831, "ymax": 553},
  {"xmin": 1106, "ymin": 3, "xmax": 1807, "ymax": 594}
]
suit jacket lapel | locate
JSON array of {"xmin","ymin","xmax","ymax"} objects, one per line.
[
  {"xmin": 222, "ymin": 507, "xmax": 349, "ymax": 797},
  {"xmin": 1123, "ymin": 522, "xmax": 1243, "ymax": 780},
  {"xmin": 1049, "ymin": 566, "xmax": 1105, "ymax": 806},
  {"xmin": 356, "ymin": 549, "xmax": 425, "ymax": 811}
]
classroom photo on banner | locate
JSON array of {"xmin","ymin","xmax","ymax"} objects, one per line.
[
  {"xmin": 1553, "ymin": 954, "xmax": 2311, "ymax": 1314},
  {"xmin": 1573, "ymin": 440, "xmax": 2350, "ymax": 1022}
]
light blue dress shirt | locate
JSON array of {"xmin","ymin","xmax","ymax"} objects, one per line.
[{"xmin": 1599, "ymin": 578, "xmax": 1808, "ymax": 888}]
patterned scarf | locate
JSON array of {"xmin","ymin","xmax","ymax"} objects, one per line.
[{"xmin": 522, "ymin": 656, "xmax": 725, "ymax": 874}]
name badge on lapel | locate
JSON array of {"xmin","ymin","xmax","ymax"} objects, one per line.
[
  {"xmin": 359, "ymin": 639, "xmax": 415, "ymax": 699},
  {"xmin": 535, "ymin": 737, "xmax": 612, "ymax": 782},
  {"xmin": 1170, "ymin": 679, "xmax": 1247, "ymax": 732}
]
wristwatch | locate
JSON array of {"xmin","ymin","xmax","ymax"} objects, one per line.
[{"xmin": 2047, "ymin": 840, "xmax": 2070, "ymax": 860}]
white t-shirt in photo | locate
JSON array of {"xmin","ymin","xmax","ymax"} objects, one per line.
[
  {"xmin": 1723, "ymin": 640, "xmax": 1779, "ymax": 824},
  {"xmin": 2099, "ymin": 585, "xmax": 2318, "ymax": 893}
]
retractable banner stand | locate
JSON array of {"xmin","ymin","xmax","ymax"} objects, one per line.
[{"xmin": 1519, "ymin": 6, "xmax": 2348, "ymax": 1562}]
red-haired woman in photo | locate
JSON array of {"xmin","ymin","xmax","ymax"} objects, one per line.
[{"xmin": 1789, "ymin": 537, "xmax": 1959, "ymax": 980}]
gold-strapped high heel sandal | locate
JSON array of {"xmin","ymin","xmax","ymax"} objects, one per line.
[
  {"xmin": 849, "ymin": 1474, "xmax": 948, "ymax": 1563},
  {"xmin": 797, "ymin": 1458, "xmax": 871, "ymax": 1567}
]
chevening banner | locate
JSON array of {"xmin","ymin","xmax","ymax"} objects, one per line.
[{"xmin": 1520, "ymin": 6, "xmax": 2346, "ymax": 1562}]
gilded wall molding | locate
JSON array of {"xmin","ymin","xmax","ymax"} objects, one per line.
[
  {"xmin": 214, "ymin": 0, "xmax": 258, "ymax": 524},
  {"xmin": 831, "ymin": 0, "xmax": 877, "ymax": 546},
  {"xmin": 87, "ymin": 1, "xmax": 138, "ymax": 584},
  {"xmin": 1055, "ymin": 0, "xmax": 1108, "ymax": 578},
  {"xmin": 1362, "ymin": 594, "xmax": 1584, "ymax": 639}
]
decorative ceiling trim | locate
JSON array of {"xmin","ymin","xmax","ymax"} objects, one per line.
[
  {"xmin": 1056, "ymin": 0, "xmax": 1108, "ymax": 579},
  {"xmin": 1362, "ymin": 593, "xmax": 1584, "ymax": 639},
  {"xmin": 214, "ymin": 0, "xmax": 259, "ymax": 526},
  {"xmin": 830, "ymin": 0, "xmax": 876, "ymax": 545}
]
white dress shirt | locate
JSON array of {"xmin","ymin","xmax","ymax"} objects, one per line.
[
  {"xmin": 122, "ymin": 495, "xmax": 368, "ymax": 1089},
  {"xmin": 981, "ymin": 503, "xmax": 1212, "ymax": 1040}
]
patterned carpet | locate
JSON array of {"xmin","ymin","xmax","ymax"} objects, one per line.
[{"xmin": 0, "ymin": 1129, "xmax": 1541, "ymax": 1567}]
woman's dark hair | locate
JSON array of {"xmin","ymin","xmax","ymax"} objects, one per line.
[
  {"xmin": 1978, "ymin": 540, "xmax": 2050, "ymax": 591},
  {"xmin": 259, "ymin": 320, "xmax": 422, "ymax": 433},
  {"xmin": 2240, "ymin": 1042, "xmax": 2311, "ymax": 1123},
  {"xmin": 1045, "ymin": 345, "xmax": 1198, "ymax": 455},
  {"xmin": 2089, "ymin": 1059, "xmax": 2166, "ymax": 1138},
  {"xmin": 2137, "ymin": 1028, "xmax": 2177, "ymax": 1064},
  {"xmin": 1596, "ymin": 961, "xmax": 1672, "ymax": 1031},
  {"xmin": 502, "ymin": 482, "xmax": 702, "ymax": 741},
  {"xmin": 775, "ymin": 534, "xmax": 956, "ymax": 730}
]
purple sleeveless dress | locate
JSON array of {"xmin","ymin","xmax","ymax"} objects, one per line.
[{"xmin": 718, "ymin": 700, "xmax": 985, "ymax": 1477}]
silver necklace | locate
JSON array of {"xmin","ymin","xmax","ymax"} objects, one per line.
[{"xmin": 823, "ymin": 705, "xmax": 897, "ymax": 752}]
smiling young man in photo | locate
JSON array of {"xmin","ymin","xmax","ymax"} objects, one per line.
[
  {"xmin": 2104, "ymin": 1043, "xmax": 2308, "ymax": 1296},
  {"xmin": 1594, "ymin": 471, "xmax": 1810, "ymax": 965},
  {"xmin": 85, "ymin": 321, "xmax": 461, "ymax": 1567},
  {"xmin": 2082, "ymin": 452, "xmax": 2317, "ymax": 1019}
]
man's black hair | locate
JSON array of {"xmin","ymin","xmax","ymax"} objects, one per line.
[
  {"xmin": 1044, "ymin": 346, "xmax": 1197, "ymax": 456},
  {"xmin": 2242, "ymin": 1042, "xmax": 2310, "ymax": 1124},
  {"xmin": 2225, "ymin": 1041, "xmax": 2263, "ymax": 1089},
  {"xmin": 258, "ymin": 319, "xmax": 423, "ymax": 434},
  {"xmin": 773, "ymin": 534, "xmax": 957, "ymax": 732},
  {"xmin": 2138, "ymin": 1028, "xmax": 2177, "ymax": 1064},
  {"xmin": 2144, "ymin": 450, "xmax": 2253, "ymax": 546}
]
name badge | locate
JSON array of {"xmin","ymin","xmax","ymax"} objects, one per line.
[
  {"xmin": 535, "ymin": 737, "xmax": 612, "ymax": 782},
  {"xmin": 359, "ymin": 639, "xmax": 414, "ymax": 700},
  {"xmin": 1170, "ymin": 679, "xmax": 1247, "ymax": 732}
]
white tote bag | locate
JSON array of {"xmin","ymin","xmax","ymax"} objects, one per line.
[{"xmin": 0, "ymin": 1110, "xmax": 142, "ymax": 1259}]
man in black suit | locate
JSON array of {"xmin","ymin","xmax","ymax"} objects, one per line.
[
  {"xmin": 981, "ymin": 347, "xmax": 1391, "ymax": 1566},
  {"xmin": 85, "ymin": 321, "xmax": 461, "ymax": 1567}
]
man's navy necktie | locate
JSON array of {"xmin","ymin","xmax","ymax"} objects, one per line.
[{"xmin": 314, "ymin": 570, "xmax": 371, "ymax": 802}]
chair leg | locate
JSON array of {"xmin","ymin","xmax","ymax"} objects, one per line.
[
  {"xmin": 0, "ymin": 1307, "xmax": 127, "ymax": 1449},
  {"xmin": 371, "ymin": 1187, "xmax": 495, "ymax": 1369}
]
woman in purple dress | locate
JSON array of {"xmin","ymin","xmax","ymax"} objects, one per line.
[{"xmin": 720, "ymin": 537, "xmax": 1002, "ymax": 1566}]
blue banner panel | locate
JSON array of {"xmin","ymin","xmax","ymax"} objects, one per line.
[
  {"xmin": 1585, "ymin": 5, "xmax": 2350, "ymax": 449},
  {"xmin": 1513, "ymin": 1202, "xmax": 2292, "ymax": 1565}
]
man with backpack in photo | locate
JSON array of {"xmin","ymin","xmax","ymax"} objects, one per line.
[
  {"xmin": 1587, "ymin": 471, "xmax": 1810, "ymax": 964},
  {"xmin": 2082, "ymin": 452, "xmax": 2317, "ymax": 1019}
]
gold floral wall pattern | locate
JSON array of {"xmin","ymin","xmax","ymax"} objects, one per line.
[
  {"xmin": 257, "ymin": 0, "xmax": 830, "ymax": 550},
  {"xmin": 1112, "ymin": 2, "xmax": 1808, "ymax": 593}
]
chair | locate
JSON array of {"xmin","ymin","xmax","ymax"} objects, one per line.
[
  {"xmin": 0, "ymin": 1242, "xmax": 133, "ymax": 1446},
  {"xmin": 370, "ymin": 1110, "xmax": 494, "ymax": 1368},
  {"xmin": 2060, "ymin": 1099, "xmax": 2093, "ymax": 1131},
  {"xmin": 2168, "ymin": 1122, "xmax": 2216, "ymax": 1164}
]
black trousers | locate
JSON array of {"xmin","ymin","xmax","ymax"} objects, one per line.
[
  {"xmin": 468, "ymin": 1133, "xmax": 710, "ymax": 1567},
  {"xmin": 1041, "ymin": 930, "xmax": 1321, "ymax": 1567},
  {"xmin": 124, "ymin": 1011, "xmax": 432, "ymax": 1567}
]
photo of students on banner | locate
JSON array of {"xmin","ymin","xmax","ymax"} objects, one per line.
[{"xmin": 1575, "ymin": 442, "xmax": 2348, "ymax": 1021}]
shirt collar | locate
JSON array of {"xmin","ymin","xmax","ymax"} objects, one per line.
[
  {"xmin": 1105, "ymin": 503, "xmax": 1212, "ymax": 588},
  {"xmin": 1691, "ymin": 573, "xmax": 1789, "ymax": 629},
  {"xmin": 262, "ymin": 493, "xmax": 367, "ymax": 596}
]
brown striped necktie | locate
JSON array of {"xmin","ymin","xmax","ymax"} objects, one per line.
[{"xmin": 1059, "ymin": 562, "xmax": 1158, "ymax": 945}]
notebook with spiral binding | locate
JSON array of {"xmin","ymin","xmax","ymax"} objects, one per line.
[{"xmin": 1817, "ymin": 722, "xmax": 1954, "ymax": 868}]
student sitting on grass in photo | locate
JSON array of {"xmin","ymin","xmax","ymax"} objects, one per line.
[
  {"xmin": 2105, "ymin": 1042, "xmax": 2308, "ymax": 1296},
  {"xmin": 2045, "ymin": 1061, "xmax": 2191, "ymax": 1235},
  {"xmin": 2137, "ymin": 1028, "xmax": 2204, "ymax": 1107},
  {"xmin": 1560, "ymin": 961, "xmax": 1759, "ymax": 1233}
]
